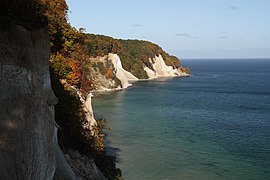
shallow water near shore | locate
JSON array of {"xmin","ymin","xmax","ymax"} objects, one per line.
[{"xmin": 93, "ymin": 59, "xmax": 270, "ymax": 180}]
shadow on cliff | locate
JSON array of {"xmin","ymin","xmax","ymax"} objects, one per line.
[
  {"xmin": 51, "ymin": 72, "xmax": 88, "ymax": 153},
  {"xmin": 103, "ymin": 131, "xmax": 122, "ymax": 163},
  {"xmin": 51, "ymin": 72, "xmax": 122, "ymax": 180},
  {"xmin": 94, "ymin": 113, "xmax": 122, "ymax": 163}
]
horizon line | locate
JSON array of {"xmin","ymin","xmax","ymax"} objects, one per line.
[{"xmin": 181, "ymin": 57, "xmax": 270, "ymax": 60}]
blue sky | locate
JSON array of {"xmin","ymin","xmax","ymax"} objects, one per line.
[{"xmin": 66, "ymin": 0, "xmax": 270, "ymax": 59}]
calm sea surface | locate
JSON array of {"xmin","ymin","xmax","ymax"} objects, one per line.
[{"xmin": 93, "ymin": 59, "xmax": 270, "ymax": 180}]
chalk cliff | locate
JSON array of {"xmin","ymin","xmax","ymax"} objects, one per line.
[
  {"xmin": 108, "ymin": 53, "xmax": 138, "ymax": 89},
  {"xmin": 76, "ymin": 34, "xmax": 190, "ymax": 91},
  {"xmin": 144, "ymin": 54, "xmax": 189, "ymax": 79},
  {"xmin": 0, "ymin": 24, "xmax": 106, "ymax": 180},
  {"xmin": 0, "ymin": 25, "xmax": 57, "ymax": 179},
  {"xmin": 76, "ymin": 52, "xmax": 188, "ymax": 92},
  {"xmin": 80, "ymin": 53, "xmax": 187, "ymax": 91}
]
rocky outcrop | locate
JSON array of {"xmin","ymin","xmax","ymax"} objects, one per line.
[
  {"xmin": 83, "ymin": 54, "xmax": 138, "ymax": 91},
  {"xmin": 64, "ymin": 150, "xmax": 106, "ymax": 179},
  {"xmin": 144, "ymin": 54, "xmax": 188, "ymax": 79},
  {"xmin": 108, "ymin": 53, "xmax": 138, "ymax": 88},
  {"xmin": 77, "ymin": 91, "xmax": 97, "ymax": 134},
  {"xmin": 83, "ymin": 53, "xmax": 188, "ymax": 91},
  {"xmin": 0, "ymin": 25, "xmax": 57, "ymax": 179},
  {"xmin": 0, "ymin": 25, "xmax": 106, "ymax": 180}
]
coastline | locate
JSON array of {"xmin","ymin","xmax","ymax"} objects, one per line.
[
  {"xmin": 90, "ymin": 73, "xmax": 191, "ymax": 178},
  {"xmin": 91, "ymin": 73, "xmax": 191, "ymax": 94},
  {"xmin": 91, "ymin": 60, "xmax": 270, "ymax": 179}
]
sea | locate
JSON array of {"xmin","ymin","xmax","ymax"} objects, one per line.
[{"xmin": 92, "ymin": 59, "xmax": 270, "ymax": 180}]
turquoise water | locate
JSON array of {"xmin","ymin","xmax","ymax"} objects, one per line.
[{"xmin": 93, "ymin": 59, "xmax": 270, "ymax": 180}]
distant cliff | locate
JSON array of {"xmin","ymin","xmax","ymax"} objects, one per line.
[
  {"xmin": 84, "ymin": 34, "xmax": 190, "ymax": 81},
  {"xmin": 50, "ymin": 32, "xmax": 190, "ymax": 92}
]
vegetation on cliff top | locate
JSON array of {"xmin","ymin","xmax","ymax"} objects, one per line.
[
  {"xmin": 119, "ymin": 39, "xmax": 183, "ymax": 78},
  {"xmin": 83, "ymin": 34, "xmax": 189, "ymax": 78}
]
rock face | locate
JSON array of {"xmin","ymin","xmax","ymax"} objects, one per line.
[
  {"xmin": 0, "ymin": 25, "xmax": 106, "ymax": 180},
  {"xmin": 78, "ymin": 92, "xmax": 97, "ymax": 133},
  {"xmin": 64, "ymin": 150, "xmax": 106, "ymax": 179},
  {"xmin": 108, "ymin": 53, "xmax": 138, "ymax": 88},
  {"xmin": 0, "ymin": 25, "xmax": 57, "ymax": 179},
  {"xmin": 144, "ymin": 54, "xmax": 188, "ymax": 79},
  {"xmin": 84, "ymin": 53, "xmax": 188, "ymax": 91}
]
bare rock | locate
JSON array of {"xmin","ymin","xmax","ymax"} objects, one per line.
[
  {"xmin": 64, "ymin": 150, "xmax": 107, "ymax": 180},
  {"xmin": 0, "ymin": 25, "xmax": 57, "ymax": 179}
]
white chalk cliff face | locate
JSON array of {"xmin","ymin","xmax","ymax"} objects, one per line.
[
  {"xmin": 108, "ymin": 53, "xmax": 138, "ymax": 88},
  {"xmin": 91, "ymin": 54, "xmax": 187, "ymax": 91},
  {"xmin": 78, "ymin": 92, "xmax": 97, "ymax": 134},
  {"xmin": 144, "ymin": 54, "xmax": 188, "ymax": 78}
]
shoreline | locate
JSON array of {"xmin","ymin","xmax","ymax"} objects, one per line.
[
  {"xmin": 92, "ymin": 73, "xmax": 191, "ymax": 96},
  {"xmin": 91, "ymin": 60, "xmax": 270, "ymax": 180},
  {"xmin": 90, "ymin": 74, "xmax": 191, "ymax": 178}
]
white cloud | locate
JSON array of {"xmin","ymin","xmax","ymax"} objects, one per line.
[
  {"xmin": 132, "ymin": 24, "xmax": 142, "ymax": 27},
  {"xmin": 175, "ymin": 33, "xmax": 191, "ymax": 37},
  {"xmin": 229, "ymin": 6, "xmax": 239, "ymax": 10}
]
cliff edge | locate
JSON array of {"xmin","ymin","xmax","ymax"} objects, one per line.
[
  {"xmin": 0, "ymin": 24, "xmax": 59, "ymax": 179},
  {"xmin": 0, "ymin": 6, "xmax": 106, "ymax": 180}
]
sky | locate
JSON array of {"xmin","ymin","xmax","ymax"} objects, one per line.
[{"xmin": 66, "ymin": 0, "xmax": 270, "ymax": 59}]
